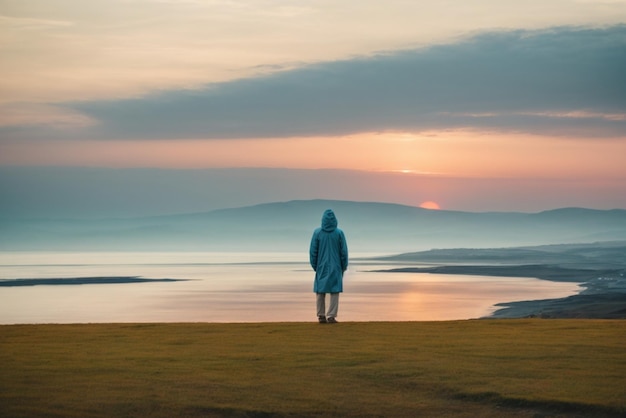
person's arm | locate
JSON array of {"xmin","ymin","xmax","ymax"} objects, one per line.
[
  {"xmin": 309, "ymin": 230, "xmax": 319, "ymax": 271},
  {"xmin": 340, "ymin": 231, "xmax": 348, "ymax": 272}
]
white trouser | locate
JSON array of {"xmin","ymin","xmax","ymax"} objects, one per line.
[{"xmin": 316, "ymin": 293, "xmax": 339, "ymax": 318}]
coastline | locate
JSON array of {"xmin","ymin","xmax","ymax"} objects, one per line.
[
  {"xmin": 0, "ymin": 277, "xmax": 188, "ymax": 286},
  {"xmin": 372, "ymin": 265, "xmax": 626, "ymax": 319},
  {"xmin": 489, "ymin": 275, "xmax": 626, "ymax": 319}
]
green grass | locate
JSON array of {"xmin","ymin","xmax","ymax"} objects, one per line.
[{"xmin": 1, "ymin": 320, "xmax": 625, "ymax": 417}]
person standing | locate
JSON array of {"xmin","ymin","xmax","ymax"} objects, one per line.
[{"xmin": 309, "ymin": 209, "xmax": 349, "ymax": 324}]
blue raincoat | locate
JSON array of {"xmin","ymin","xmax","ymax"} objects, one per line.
[{"xmin": 309, "ymin": 209, "xmax": 349, "ymax": 293}]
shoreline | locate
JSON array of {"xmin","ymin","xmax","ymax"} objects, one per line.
[
  {"xmin": 372, "ymin": 265, "xmax": 626, "ymax": 319},
  {"xmin": 0, "ymin": 276, "xmax": 188, "ymax": 286}
]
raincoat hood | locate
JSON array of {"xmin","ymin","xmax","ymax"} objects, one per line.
[{"xmin": 321, "ymin": 209, "xmax": 338, "ymax": 232}]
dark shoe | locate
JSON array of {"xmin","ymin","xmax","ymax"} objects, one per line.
[
  {"xmin": 327, "ymin": 317, "xmax": 338, "ymax": 324},
  {"xmin": 318, "ymin": 316, "xmax": 327, "ymax": 324}
]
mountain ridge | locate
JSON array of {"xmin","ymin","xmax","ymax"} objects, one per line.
[{"xmin": 1, "ymin": 199, "xmax": 625, "ymax": 252}]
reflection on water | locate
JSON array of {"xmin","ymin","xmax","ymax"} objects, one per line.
[{"xmin": 0, "ymin": 252, "xmax": 580, "ymax": 323}]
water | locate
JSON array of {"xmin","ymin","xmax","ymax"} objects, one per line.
[{"xmin": 0, "ymin": 252, "xmax": 581, "ymax": 323}]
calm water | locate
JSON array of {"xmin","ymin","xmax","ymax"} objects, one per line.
[{"xmin": 0, "ymin": 252, "xmax": 581, "ymax": 323}]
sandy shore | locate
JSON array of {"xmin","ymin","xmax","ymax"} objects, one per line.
[{"xmin": 374, "ymin": 265, "xmax": 626, "ymax": 319}]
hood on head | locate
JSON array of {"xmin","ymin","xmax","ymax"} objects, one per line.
[{"xmin": 321, "ymin": 209, "xmax": 338, "ymax": 232}]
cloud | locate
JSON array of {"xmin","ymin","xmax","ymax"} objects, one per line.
[
  {"xmin": 0, "ymin": 103, "xmax": 97, "ymax": 129},
  {"xmin": 9, "ymin": 25, "xmax": 626, "ymax": 140},
  {"xmin": 0, "ymin": 15, "xmax": 74, "ymax": 30}
]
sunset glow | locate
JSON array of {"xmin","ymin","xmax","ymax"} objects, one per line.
[
  {"xmin": 3, "ymin": 131, "xmax": 625, "ymax": 182},
  {"xmin": 419, "ymin": 201, "xmax": 441, "ymax": 210},
  {"xmin": 1, "ymin": 1, "xmax": 625, "ymax": 214}
]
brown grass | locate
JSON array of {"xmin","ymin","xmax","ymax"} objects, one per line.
[{"xmin": 1, "ymin": 320, "xmax": 625, "ymax": 417}]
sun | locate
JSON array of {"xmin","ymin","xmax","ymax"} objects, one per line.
[{"xmin": 419, "ymin": 201, "xmax": 441, "ymax": 210}]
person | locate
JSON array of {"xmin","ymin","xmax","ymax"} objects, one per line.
[{"xmin": 309, "ymin": 209, "xmax": 348, "ymax": 324}]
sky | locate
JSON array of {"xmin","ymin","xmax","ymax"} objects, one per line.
[{"xmin": 1, "ymin": 0, "xmax": 626, "ymax": 216}]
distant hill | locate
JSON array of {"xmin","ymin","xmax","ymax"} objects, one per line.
[
  {"xmin": 1, "ymin": 200, "xmax": 626, "ymax": 252},
  {"xmin": 373, "ymin": 241, "xmax": 626, "ymax": 269}
]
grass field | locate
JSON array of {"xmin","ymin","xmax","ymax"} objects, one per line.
[{"xmin": 1, "ymin": 320, "xmax": 625, "ymax": 417}]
